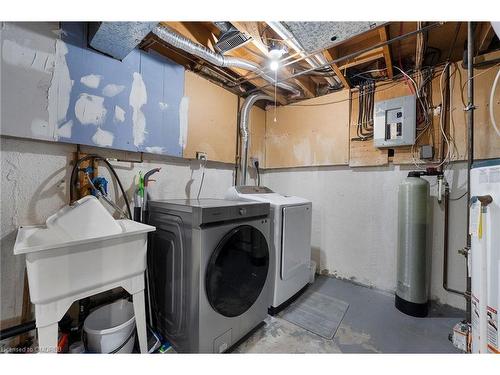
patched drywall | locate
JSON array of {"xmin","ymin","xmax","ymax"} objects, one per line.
[
  {"xmin": 0, "ymin": 136, "xmax": 235, "ymax": 323},
  {"xmin": 1, "ymin": 22, "xmax": 185, "ymax": 157},
  {"xmin": 262, "ymin": 163, "xmax": 468, "ymax": 310}
]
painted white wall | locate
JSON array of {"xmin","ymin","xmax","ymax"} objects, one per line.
[
  {"xmin": 0, "ymin": 136, "xmax": 235, "ymax": 322},
  {"xmin": 262, "ymin": 163, "xmax": 468, "ymax": 310}
]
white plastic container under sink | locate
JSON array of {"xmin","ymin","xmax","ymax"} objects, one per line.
[{"xmin": 84, "ymin": 299, "xmax": 136, "ymax": 353}]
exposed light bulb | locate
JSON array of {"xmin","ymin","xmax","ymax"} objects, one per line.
[{"xmin": 270, "ymin": 60, "xmax": 279, "ymax": 71}]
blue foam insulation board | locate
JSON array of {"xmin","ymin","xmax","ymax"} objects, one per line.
[{"xmin": 60, "ymin": 22, "xmax": 185, "ymax": 157}]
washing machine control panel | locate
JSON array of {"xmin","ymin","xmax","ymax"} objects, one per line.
[
  {"xmin": 199, "ymin": 203, "xmax": 270, "ymax": 225},
  {"xmin": 235, "ymin": 186, "xmax": 274, "ymax": 194}
]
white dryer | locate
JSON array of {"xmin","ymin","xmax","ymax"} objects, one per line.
[{"xmin": 226, "ymin": 186, "xmax": 312, "ymax": 313}]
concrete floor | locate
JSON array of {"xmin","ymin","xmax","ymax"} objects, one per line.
[{"xmin": 233, "ymin": 276, "xmax": 464, "ymax": 353}]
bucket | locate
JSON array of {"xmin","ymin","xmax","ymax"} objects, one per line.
[
  {"xmin": 83, "ymin": 299, "xmax": 136, "ymax": 353},
  {"xmin": 309, "ymin": 260, "xmax": 317, "ymax": 284}
]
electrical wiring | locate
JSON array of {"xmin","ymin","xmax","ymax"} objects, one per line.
[
  {"xmin": 350, "ymin": 67, "xmax": 389, "ymax": 81},
  {"xmin": 289, "ymin": 80, "xmax": 401, "ymax": 108},
  {"xmin": 449, "ymin": 191, "xmax": 467, "ymax": 201},
  {"xmin": 460, "ymin": 62, "xmax": 500, "ymax": 96},
  {"xmin": 409, "ymin": 65, "xmax": 440, "ymax": 170},
  {"xmin": 398, "ymin": 22, "xmax": 415, "ymax": 95},
  {"xmin": 255, "ymin": 162, "xmax": 261, "ymax": 187},
  {"xmin": 436, "ymin": 62, "xmax": 453, "ymax": 169},
  {"xmin": 394, "ymin": 67, "xmax": 419, "ymax": 96},
  {"xmin": 197, "ymin": 159, "xmax": 207, "ymax": 200},
  {"xmin": 353, "ymin": 80, "xmax": 375, "ymax": 140},
  {"xmin": 447, "ymin": 63, "xmax": 461, "ymax": 162}
]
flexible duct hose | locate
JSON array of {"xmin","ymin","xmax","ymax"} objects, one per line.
[
  {"xmin": 152, "ymin": 24, "xmax": 302, "ymax": 97},
  {"xmin": 490, "ymin": 69, "xmax": 500, "ymax": 137},
  {"xmin": 238, "ymin": 94, "xmax": 273, "ymax": 186}
]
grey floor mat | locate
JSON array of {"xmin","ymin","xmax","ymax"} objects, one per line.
[{"xmin": 279, "ymin": 289, "xmax": 349, "ymax": 339}]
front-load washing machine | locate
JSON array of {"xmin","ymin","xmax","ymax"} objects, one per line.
[
  {"xmin": 146, "ymin": 199, "xmax": 271, "ymax": 353},
  {"xmin": 225, "ymin": 186, "xmax": 312, "ymax": 313}
]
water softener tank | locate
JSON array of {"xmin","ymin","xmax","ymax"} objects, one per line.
[{"xmin": 395, "ymin": 172, "xmax": 430, "ymax": 317}]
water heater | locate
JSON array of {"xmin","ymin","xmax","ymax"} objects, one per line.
[
  {"xmin": 396, "ymin": 172, "xmax": 430, "ymax": 317},
  {"xmin": 470, "ymin": 159, "xmax": 500, "ymax": 354}
]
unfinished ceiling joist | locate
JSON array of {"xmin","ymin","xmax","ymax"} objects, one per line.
[{"xmin": 135, "ymin": 21, "xmax": 497, "ymax": 105}]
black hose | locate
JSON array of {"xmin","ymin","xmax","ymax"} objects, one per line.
[
  {"xmin": 0, "ymin": 321, "xmax": 36, "ymax": 341},
  {"xmin": 70, "ymin": 154, "xmax": 132, "ymax": 219}
]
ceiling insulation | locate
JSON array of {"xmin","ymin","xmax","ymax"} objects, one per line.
[{"xmin": 283, "ymin": 22, "xmax": 382, "ymax": 53}]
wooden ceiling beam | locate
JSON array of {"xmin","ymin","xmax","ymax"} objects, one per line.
[
  {"xmin": 163, "ymin": 22, "xmax": 218, "ymax": 51},
  {"xmin": 338, "ymin": 47, "xmax": 385, "ymax": 70},
  {"xmin": 231, "ymin": 21, "xmax": 269, "ymax": 57},
  {"xmin": 477, "ymin": 23, "xmax": 495, "ymax": 53},
  {"xmin": 323, "ymin": 49, "xmax": 351, "ymax": 88},
  {"xmin": 163, "ymin": 22, "xmax": 290, "ymax": 104},
  {"xmin": 378, "ymin": 26, "xmax": 394, "ymax": 79},
  {"xmin": 230, "ymin": 22, "xmax": 314, "ymax": 99}
]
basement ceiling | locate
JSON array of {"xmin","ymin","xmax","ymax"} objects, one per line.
[
  {"xmin": 283, "ymin": 21, "xmax": 382, "ymax": 53},
  {"xmin": 140, "ymin": 21, "xmax": 498, "ymax": 104}
]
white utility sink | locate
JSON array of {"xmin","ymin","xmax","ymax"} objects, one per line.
[{"xmin": 13, "ymin": 196, "xmax": 156, "ymax": 353}]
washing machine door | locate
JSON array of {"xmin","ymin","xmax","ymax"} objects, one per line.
[{"xmin": 205, "ymin": 225, "xmax": 269, "ymax": 318}]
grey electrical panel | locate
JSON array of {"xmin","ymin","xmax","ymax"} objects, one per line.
[{"xmin": 373, "ymin": 94, "xmax": 416, "ymax": 148}]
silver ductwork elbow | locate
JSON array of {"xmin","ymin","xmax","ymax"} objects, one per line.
[
  {"xmin": 238, "ymin": 94, "xmax": 273, "ymax": 186},
  {"xmin": 152, "ymin": 24, "xmax": 301, "ymax": 97}
]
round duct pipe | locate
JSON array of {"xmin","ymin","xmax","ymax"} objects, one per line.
[
  {"xmin": 238, "ymin": 94, "xmax": 273, "ymax": 186},
  {"xmin": 152, "ymin": 24, "xmax": 302, "ymax": 97}
]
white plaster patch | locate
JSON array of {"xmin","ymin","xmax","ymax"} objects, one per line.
[
  {"xmin": 114, "ymin": 105, "xmax": 126, "ymax": 123},
  {"xmin": 91, "ymin": 127, "xmax": 114, "ymax": 147},
  {"xmin": 159, "ymin": 102, "xmax": 168, "ymax": 111},
  {"xmin": 293, "ymin": 138, "xmax": 312, "ymax": 165},
  {"xmin": 129, "ymin": 72, "xmax": 147, "ymax": 147},
  {"xmin": 2, "ymin": 39, "xmax": 55, "ymax": 74},
  {"xmin": 74, "ymin": 93, "xmax": 107, "ymax": 125},
  {"xmin": 80, "ymin": 74, "xmax": 102, "ymax": 89},
  {"xmin": 48, "ymin": 40, "xmax": 72, "ymax": 135},
  {"xmin": 57, "ymin": 120, "xmax": 73, "ymax": 138},
  {"xmin": 30, "ymin": 118, "xmax": 51, "ymax": 139},
  {"xmin": 145, "ymin": 146, "xmax": 165, "ymax": 154},
  {"xmin": 102, "ymin": 83, "xmax": 125, "ymax": 97},
  {"xmin": 179, "ymin": 96, "xmax": 189, "ymax": 149}
]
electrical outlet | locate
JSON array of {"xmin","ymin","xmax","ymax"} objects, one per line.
[
  {"xmin": 250, "ymin": 157, "xmax": 259, "ymax": 168},
  {"xmin": 196, "ymin": 151, "xmax": 207, "ymax": 161}
]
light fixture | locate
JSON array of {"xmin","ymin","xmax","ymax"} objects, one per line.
[{"xmin": 267, "ymin": 40, "xmax": 286, "ymax": 72}]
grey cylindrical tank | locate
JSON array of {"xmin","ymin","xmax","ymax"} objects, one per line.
[{"xmin": 395, "ymin": 175, "xmax": 429, "ymax": 317}]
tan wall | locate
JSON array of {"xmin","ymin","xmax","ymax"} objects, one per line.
[
  {"xmin": 182, "ymin": 57, "xmax": 499, "ymax": 169},
  {"xmin": 264, "ymin": 90, "xmax": 350, "ymax": 168},
  {"xmin": 261, "ymin": 60, "xmax": 499, "ymax": 169},
  {"xmin": 247, "ymin": 106, "xmax": 267, "ymax": 166},
  {"xmin": 183, "ymin": 71, "xmax": 238, "ymax": 163}
]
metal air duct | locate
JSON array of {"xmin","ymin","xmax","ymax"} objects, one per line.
[
  {"xmin": 266, "ymin": 21, "xmax": 342, "ymax": 88},
  {"xmin": 238, "ymin": 93, "xmax": 273, "ymax": 186},
  {"xmin": 152, "ymin": 24, "xmax": 301, "ymax": 97}
]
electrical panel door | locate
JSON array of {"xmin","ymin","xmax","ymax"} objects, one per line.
[{"xmin": 373, "ymin": 94, "xmax": 416, "ymax": 148}]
